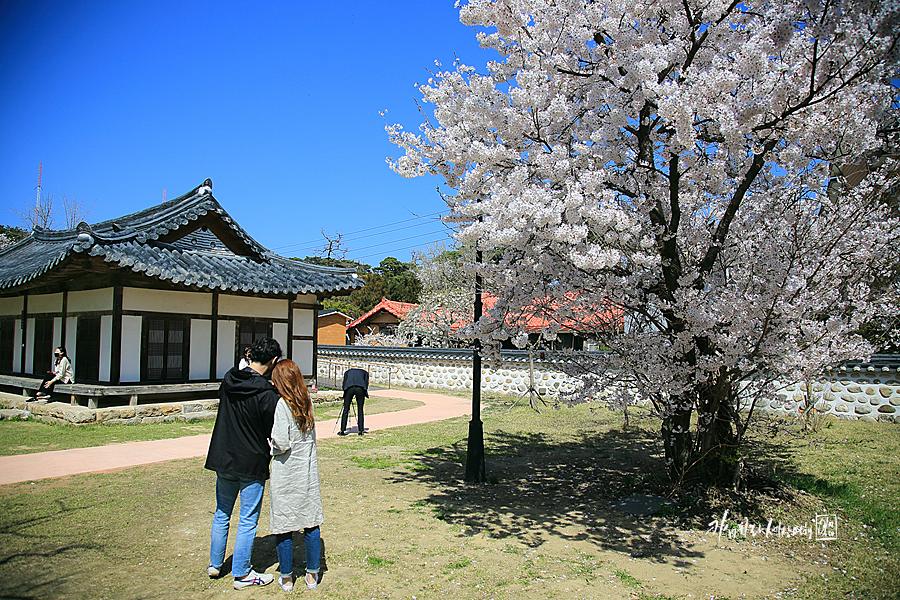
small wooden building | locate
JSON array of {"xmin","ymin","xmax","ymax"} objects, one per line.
[
  {"xmin": 0, "ymin": 179, "xmax": 363, "ymax": 399},
  {"xmin": 316, "ymin": 309, "xmax": 351, "ymax": 345}
]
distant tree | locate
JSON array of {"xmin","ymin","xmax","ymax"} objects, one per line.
[
  {"xmin": 400, "ymin": 243, "xmax": 474, "ymax": 347},
  {"xmin": 0, "ymin": 225, "xmax": 28, "ymax": 249},
  {"xmin": 317, "ymin": 229, "xmax": 348, "ymax": 261},
  {"xmin": 61, "ymin": 192, "xmax": 93, "ymax": 228},
  {"xmin": 322, "ymin": 297, "xmax": 364, "ymax": 319},
  {"xmin": 300, "ymin": 255, "xmax": 371, "ymax": 275},
  {"xmin": 301, "ymin": 255, "xmax": 421, "ymax": 315},
  {"xmin": 14, "ymin": 192, "xmax": 55, "ymax": 229},
  {"xmin": 12, "ymin": 190, "xmax": 92, "ymax": 230},
  {"xmin": 353, "ymin": 331, "xmax": 412, "ymax": 347},
  {"xmin": 346, "ymin": 272, "xmax": 388, "ymax": 313},
  {"xmin": 374, "ymin": 256, "xmax": 422, "ymax": 304}
]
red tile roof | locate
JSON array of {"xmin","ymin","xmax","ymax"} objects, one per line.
[
  {"xmin": 399, "ymin": 292, "xmax": 623, "ymax": 334},
  {"xmin": 347, "ymin": 296, "xmax": 418, "ymax": 329},
  {"xmin": 458, "ymin": 292, "xmax": 623, "ymax": 333}
]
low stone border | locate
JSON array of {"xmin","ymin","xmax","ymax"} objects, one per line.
[{"xmin": 0, "ymin": 390, "xmax": 345, "ymax": 425}]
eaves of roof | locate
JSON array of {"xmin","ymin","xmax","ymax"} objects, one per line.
[{"xmin": 0, "ymin": 179, "xmax": 364, "ymax": 296}]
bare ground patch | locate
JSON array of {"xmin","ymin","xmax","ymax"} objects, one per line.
[{"xmin": 0, "ymin": 401, "xmax": 893, "ymax": 600}]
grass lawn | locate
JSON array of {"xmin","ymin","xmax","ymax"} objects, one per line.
[
  {"xmin": 0, "ymin": 393, "xmax": 897, "ymax": 600},
  {"xmin": 0, "ymin": 395, "xmax": 423, "ymax": 456}
]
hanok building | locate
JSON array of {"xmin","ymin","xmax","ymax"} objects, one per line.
[{"xmin": 0, "ymin": 179, "xmax": 363, "ymax": 404}]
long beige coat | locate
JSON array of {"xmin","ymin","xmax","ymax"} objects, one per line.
[{"xmin": 268, "ymin": 399, "xmax": 324, "ymax": 534}]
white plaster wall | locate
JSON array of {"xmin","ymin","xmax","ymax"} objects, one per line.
[
  {"xmin": 28, "ymin": 293, "xmax": 63, "ymax": 314},
  {"xmin": 52, "ymin": 317, "xmax": 62, "ymax": 349},
  {"xmin": 273, "ymin": 322, "xmax": 288, "ymax": 357},
  {"xmin": 190, "ymin": 319, "xmax": 212, "ymax": 380},
  {"xmin": 25, "ymin": 318, "xmax": 34, "ymax": 372},
  {"xmin": 293, "ymin": 308, "xmax": 314, "ymax": 337},
  {"xmin": 68, "ymin": 288, "xmax": 113, "ymax": 312},
  {"xmin": 99, "ymin": 315, "xmax": 112, "ymax": 382},
  {"xmin": 296, "ymin": 293, "xmax": 317, "ymax": 305},
  {"xmin": 13, "ymin": 319, "xmax": 22, "ymax": 371},
  {"xmin": 217, "ymin": 320, "xmax": 237, "ymax": 378},
  {"xmin": 120, "ymin": 315, "xmax": 142, "ymax": 382},
  {"xmin": 0, "ymin": 297, "xmax": 23, "ymax": 316},
  {"xmin": 293, "ymin": 340, "xmax": 314, "ymax": 377},
  {"xmin": 122, "ymin": 288, "xmax": 212, "ymax": 315},
  {"xmin": 65, "ymin": 317, "xmax": 77, "ymax": 364},
  {"xmin": 218, "ymin": 295, "xmax": 287, "ymax": 319}
]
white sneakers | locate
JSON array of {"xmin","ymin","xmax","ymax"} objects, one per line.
[{"xmin": 233, "ymin": 570, "xmax": 274, "ymax": 590}]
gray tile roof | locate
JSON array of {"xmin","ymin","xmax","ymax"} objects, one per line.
[{"xmin": 0, "ymin": 179, "xmax": 364, "ymax": 296}]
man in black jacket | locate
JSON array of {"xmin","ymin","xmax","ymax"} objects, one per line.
[
  {"xmin": 338, "ymin": 367, "xmax": 369, "ymax": 436},
  {"xmin": 205, "ymin": 337, "xmax": 281, "ymax": 589}
]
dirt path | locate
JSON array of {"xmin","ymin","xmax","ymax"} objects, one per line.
[{"xmin": 0, "ymin": 389, "xmax": 470, "ymax": 485}]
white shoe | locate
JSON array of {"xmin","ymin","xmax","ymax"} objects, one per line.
[
  {"xmin": 306, "ymin": 572, "xmax": 318, "ymax": 589},
  {"xmin": 233, "ymin": 570, "xmax": 274, "ymax": 589},
  {"xmin": 207, "ymin": 565, "xmax": 220, "ymax": 578}
]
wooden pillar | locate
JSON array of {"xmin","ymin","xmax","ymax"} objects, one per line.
[
  {"xmin": 209, "ymin": 291, "xmax": 219, "ymax": 380},
  {"xmin": 19, "ymin": 294, "xmax": 28, "ymax": 375},
  {"xmin": 312, "ymin": 300, "xmax": 320, "ymax": 384},
  {"xmin": 60, "ymin": 290, "xmax": 68, "ymax": 349},
  {"xmin": 286, "ymin": 295, "xmax": 294, "ymax": 360},
  {"xmin": 110, "ymin": 286, "xmax": 123, "ymax": 384}
]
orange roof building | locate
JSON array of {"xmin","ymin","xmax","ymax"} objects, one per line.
[{"xmin": 346, "ymin": 297, "xmax": 417, "ymax": 344}]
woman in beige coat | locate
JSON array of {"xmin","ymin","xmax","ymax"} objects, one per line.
[{"xmin": 270, "ymin": 360, "xmax": 324, "ymax": 591}]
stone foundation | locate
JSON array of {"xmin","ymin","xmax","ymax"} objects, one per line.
[{"xmin": 0, "ymin": 390, "xmax": 344, "ymax": 425}]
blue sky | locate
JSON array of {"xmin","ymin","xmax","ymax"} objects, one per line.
[{"xmin": 0, "ymin": 1, "xmax": 490, "ymax": 264}]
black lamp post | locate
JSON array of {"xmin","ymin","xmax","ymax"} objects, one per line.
[{"xmin": 465, "ymin": 246, "xmax": 485, "ymax": 483}]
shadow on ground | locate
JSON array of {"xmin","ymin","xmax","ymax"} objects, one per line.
[{"xmin": 385, "ymin": 418, "xmax": 821, "ymax": 566}]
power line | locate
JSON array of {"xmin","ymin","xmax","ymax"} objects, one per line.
[
  {"xmin": 272, "ymin": 210, "xmax": 447, "ymax": 251},
  {"xmin": 349, "ymin": 236, "xmax": 454, "ymax": 261},
  {"xmin": 346, "ymin": 229, "xmax": 450, "ymax": 253}
]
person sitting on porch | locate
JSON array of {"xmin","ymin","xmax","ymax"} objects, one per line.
[{"xmin": 33, "ymin": 347, "xmax": 74, "ymax": 402}]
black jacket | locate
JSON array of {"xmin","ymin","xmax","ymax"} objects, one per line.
[
  {"xmin": 205, "ymin": 367, "xmax": 279, "ymax": 481},
  {"xmin": 342, "ymin": 368, "xmax": 369, "ymax": 397}
]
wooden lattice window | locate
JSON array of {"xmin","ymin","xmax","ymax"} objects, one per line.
[
  {"xmin": 76, "ymin": 316, "xmax": 101, "ymax": 383},
  {"xmin": 144, "ymin": 317, "xmax": 187, "ymax": 382},
  {"xmin": 0, "ymin": 319, "xmax": 14, "ymax": 373},
  {"xmin": 236, "ymin": 318, "xmax": 272, "ymax": 365},
  {"xmin": 32, "ymin": 317, "xmax": 54, "ymax": 376}
]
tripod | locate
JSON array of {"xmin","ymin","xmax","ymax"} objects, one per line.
[{"xmin": 333, "ymin": 399, "xmax": 358, "ymax": 433}]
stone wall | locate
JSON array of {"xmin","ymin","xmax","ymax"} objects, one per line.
[
  {"xmin": 759, "ymin": 362, "xmax": 900, "ymax": 423},
  {"xmin": 318, "ymin": 346, "xmax": 900, "ymax": 422},
  {"xmin": 317, "ymin": 346, "xmax": 581, "ymax": 398}
]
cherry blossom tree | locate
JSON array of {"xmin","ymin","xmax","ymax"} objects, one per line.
[{"xmin": 387, "ymin": 0, "xmax": 900, "ymax": 485}]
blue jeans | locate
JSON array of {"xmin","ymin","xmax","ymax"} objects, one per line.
[
  {"xmin": 209, "ymin": 474, "xmax": 265, "ymax": 578},
  {"xmin": 275, "ymin": 526, "xmax": 321, "ymax": 577}
]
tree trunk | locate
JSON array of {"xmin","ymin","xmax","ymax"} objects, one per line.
[
  {"xmin": 694, "ymin": 370, "xmax": 740, "ymax": 486},
  {"xmin": 662, "ymin": 404, "xmax": 693, "ymax": 484},
  {"xmin": 662, "ymin": 373, "xmax": 742, "ymax": 487}
]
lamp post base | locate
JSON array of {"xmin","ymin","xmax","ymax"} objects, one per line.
[{"xmin": 464, "ymin": 418, "xmax": 485, "ymax": 483}]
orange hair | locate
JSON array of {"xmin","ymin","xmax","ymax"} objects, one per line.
[{"xmin": 271, "ymin": 359, "xmax": 315, "ymax": 433}]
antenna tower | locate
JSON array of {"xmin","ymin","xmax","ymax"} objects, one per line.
[{"xmin": 36, "ymin": 163, "xmax": 42, "ymax": 209}]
